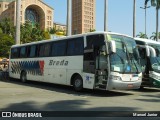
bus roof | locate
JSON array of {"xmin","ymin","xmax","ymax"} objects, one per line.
[
  {"xmin": 11, "ymin": 31, "xmax": 133, "ymax": 48},
  {"xmin": 134, "ymin": 37, "xmax": 160, "ymax": 46}
]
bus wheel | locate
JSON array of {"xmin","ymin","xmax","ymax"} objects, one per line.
[
  {"xmin": 73, "ymin": 76, "xmax": 83, "ymax": 92},
  {"xmin": 20, "ymin": 71, "xmax": 27, "ymax": 83}
]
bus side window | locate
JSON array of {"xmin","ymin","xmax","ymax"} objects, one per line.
[
  {"xmin": 11, "ymin": 48, "xmax": 19, "ymax": 59},
  {"xmin": 28, "ymin": 45, "xmax": 36, "ymax": 58},
  {"xmin": 20, "ymin": 47, "xmax": 26, "ymax": 58},
  {"xmin": 39, "ymin": 44, "xmax": 45, "ymax": 57},
  {"xmin": 39, "ymin": 43, "xmax": 51, "ymax": 57},
  {"xmin": 51, "ymin": 41, "xmax": 66, "ymax": 56},
  {"xmin": 67, "ymin": 37, "xmax": 84, "ymax": 56}
]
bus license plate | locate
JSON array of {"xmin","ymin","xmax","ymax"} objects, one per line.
[{"xmin": 128, "ymin": 84, "xmax": 133, "ymax": 88}]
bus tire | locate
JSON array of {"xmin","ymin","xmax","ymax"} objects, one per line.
[
  {"xmin": 20, "ymin": 71, "xmax": 27, "ymax": 83},
  {"xmin": 73, "ymin": 76, "xmax": 83, "ymax": 92}
]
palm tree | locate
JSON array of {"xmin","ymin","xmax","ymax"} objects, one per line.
[
  {"xmin": 150, "ymin": 32, "xmax": 157, "ymax": 40},
  {"xmin": 136, "ymin": 32, "xmax": 148, "ymax": 38},
  {"xmin": 150, "ymin": 32, "xmax": 160, "ymax": 40},
  {"xmin": 145, "ymin": 0, "xmax": 160, "ymax": 41}
]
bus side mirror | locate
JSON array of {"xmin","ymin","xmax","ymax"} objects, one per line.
[
  {"xmin": 110, "ymin": 41, "xmax": 116, "ymax": 53},
  {"xmin": 148, "ymin": 46, "xmax": 156, "ymax": 57}
]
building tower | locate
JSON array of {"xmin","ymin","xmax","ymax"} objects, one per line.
[{"xmin": 72, "ymin": 0, "xmax": 96, "ymax": 34}]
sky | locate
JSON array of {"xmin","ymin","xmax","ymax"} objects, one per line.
[{"xmin": 44, "ymin": 0, "xmax": 159, "ymax": 38}]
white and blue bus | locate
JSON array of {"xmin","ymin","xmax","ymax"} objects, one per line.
[
  {"xmin": 134, "ymin": 38, "xmax": 160, "ymax": 88},
  {"xmin": 9, "ymin": 32, "xmax": 142, "ymax": 91}
]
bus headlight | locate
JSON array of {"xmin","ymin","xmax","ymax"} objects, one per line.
[{"xmin": 109, "ymin": 75, "xmax": 122, "ymax": 81}]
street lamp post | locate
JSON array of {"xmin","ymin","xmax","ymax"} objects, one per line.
[
  {"xmin": 104, "ymin": 0, "xmax": 108, "ymax": 32},
  {"xmin": 67, "ymin": 0, "xmax": 72, "ymax": 36},
  {"xmin": 133, "ymin": 0, "xmax": 136, "ymax": 37},
  {"xmin": 15, "ymin": 0, "xmax": 21, "ymax": 44},
  {"xmin": 140, "ymin": 6, "xmax": 150, "ymax": 35}
]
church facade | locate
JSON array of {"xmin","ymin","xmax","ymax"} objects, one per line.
[{"xmin": 0, "ymin": 0, "xmax": 54, "ymax": 30}]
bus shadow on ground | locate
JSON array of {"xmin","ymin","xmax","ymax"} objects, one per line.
[
  {"xmin": 135, "ymin": 98, "xmax": 160, "ymax": 102},
  {"xmin": 0, "ymin": 78, "xmax": 133, "ymax": 97},
  {"xmin": 133, "ymin": 87, "xmax": 160, "ymax": 92},
  {"xmin": 140, "ymin": 94, "xmax": 160, "ymax": 99},
  {"xmin": 1, "ymin": 101, "xmax": 159, "ymax": 120},
  {"xmin": 0, "ymin": 100, "xmax": 139, "ymax": 112}
]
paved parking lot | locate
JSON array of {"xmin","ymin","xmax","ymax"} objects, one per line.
[{"xmin": 0, "ymin": 78, "xmax": 159, "ymax": 112}]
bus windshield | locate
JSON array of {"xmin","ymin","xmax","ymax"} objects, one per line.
[
  {"xmin": 107, "ymin": 34, "xmax": 141, "ymax": 74},
  {"xmin": 150, "ymin": 44, "xmax": 160, "ymax": 73}
]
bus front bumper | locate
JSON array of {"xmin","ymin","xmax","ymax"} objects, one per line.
[{"xmin": 107, "ymin": 80, "xmax": 141, "ymax": 90}]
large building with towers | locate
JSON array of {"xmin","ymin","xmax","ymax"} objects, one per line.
[
  {"xmin": 0, "ymin": 0, "xmax": 53, "ymax": 30},
  {"xmin": 72, "ymin": 0, "xmax": 96, "ymax": 34}
]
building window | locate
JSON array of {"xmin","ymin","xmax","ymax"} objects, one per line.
[{"xmin": 25, "ymin": 8, "xmax": 40, "ymax": 26}]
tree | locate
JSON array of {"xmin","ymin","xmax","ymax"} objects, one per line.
[
  {"xmin": 89, "ymin": 29, "xmax": 96, "ymax": 32},
  {"xmin": 0, "ymin": 28, "xmax": 3, "ymax": 34},
  {"xmin": 20, "ymin": 21, "xmax": 50, "ymax": 44},
  {"xmin": 43, "ymin": 31, "xmax": 51, "ymax": 40},
  {"xmin": 0, "ymin": 34, "xmax": 14, "ymax": 58},
  {"xmin": 50, "ymin": 27, "xmax": 56, "ymax": 34},
  {"xmin": 0, "ymin": 18, "xmax": 14, "ymax": 37},
  {"xmin": 136, "ymin": 32, "xmax": 148, "ymax": 38},
  {"xmin": 150, "ymin": 32, "xmax": 160, "ymax": 40},
  {"xmin": 145, "ymin": 0, "xmax": 160, "ymax": 41}
]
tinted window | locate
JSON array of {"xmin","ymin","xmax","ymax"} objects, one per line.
[
  {"xmin": 138, "ymin": 47, "xmax": 146, "ymax": 59},
  {"xmin": 28, "ymin": 45, "xmax": 36, "ymax": 58},
  {"xmin": 11, "ymin": 48, "xmax": 19, "ymax": 59},
  {"xmin": 135, "ymin": 41, "xmax": 146, "ymax": 45},
  {"xmin": 20, "ymin": 47, "xmax": 26, "ymax": 58},
  {"xmin": 86, "ymin": 34, "xmax": 105, "ymax": 49},
  {"xmin": 39, "ymin": 43, "xmax": 51, "ymax": 57},
  {"xmin": 51, "ymin": 41, "xmax": 66, "ymax": 56},
  {"xmin": 84, "ymin": 52, "xmax": 94, "ymax": 61},
  {"xmin": 67, "ymin": 37, "xmax": 84, "ymax": 56}
]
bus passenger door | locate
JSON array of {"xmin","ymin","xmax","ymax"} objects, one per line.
[
  {"xmin": 83, "ymin": 50, "xmax": 95, "ymax": 89},
  {"xmin": 83, "ymin": 34, "xmax": 108, "ymax": 90},
  {"xmin": 94, "ymin": 46, "xmax": 108, "ymax": 89}
]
